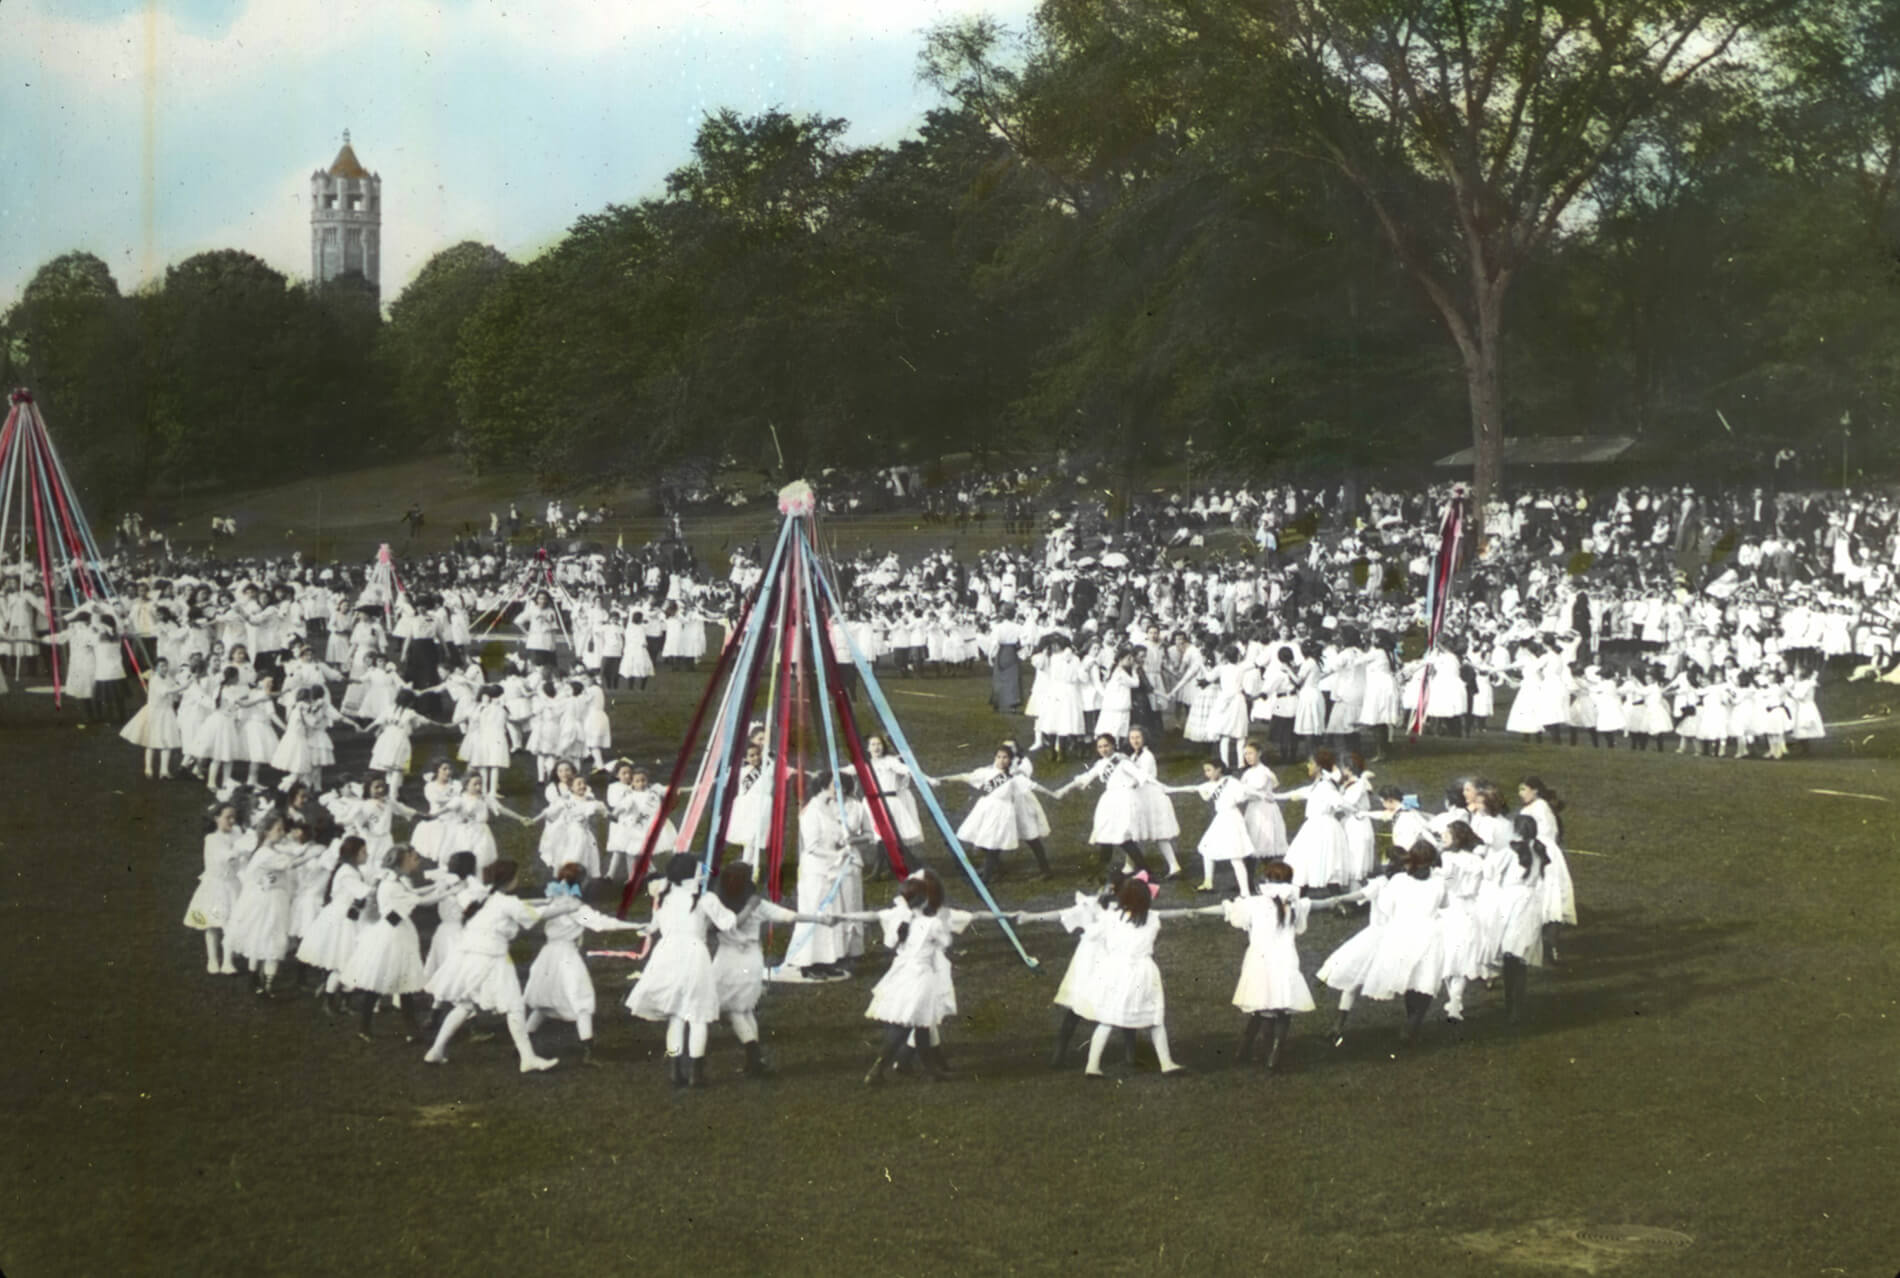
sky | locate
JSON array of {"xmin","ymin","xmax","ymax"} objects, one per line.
[{"xmin": 0, "ymin": 0, "xmax": 1037, "ymax": 309}]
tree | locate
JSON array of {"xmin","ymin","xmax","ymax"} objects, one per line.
[
  {"xmin": 1188, "ymin": 0, "xmax": 1789, "ymax": 521},
  {"xmin": 382, "ymin": 242, "xmax": 515, "ymax": 447},
  {"xmin": 1, "ymin": 253, "xmax": 146, "ymax": 513}
]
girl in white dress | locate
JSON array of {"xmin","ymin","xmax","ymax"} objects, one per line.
[
  {"xmin": 1314, "ymin": 844, "xmax": 1445, "ymax": 1046},
  {"xmin": 1236, "ymin": 739, "xmax": 1288, "ymax": 862},
  {"xmin": 1159, "ymin": 757, "xmax": 1257, "ymax": 895},
  {"xmin": 1094, "ymin": 650, "xmax": 1140, "ymax": 743},
  {"xmin": 270, "ymin": 685, "xmax": 337, "ymax": 792},
  {"xmin": 624, "ymin": 853, "xmax": 737, "ymax": 1088},
  {"xmin": 617, "ymin": 609, "xmax": 656, "ymax": 688},
  {"xmin": 1201, "ymin": 860, "xmax": 1313, "ymax": 1069},
  {"xmin": 526, "ymin": 772, "xmax": 608, "ymax": 879},
  {"xmin": 1337, "ymin": 754, "xmax": 1378, "ymax": 886},
  {"xmin": 1012, "ymin": 874, "xmax": 1128, "ymax": 1069},
  {"xmin": 120, "ymin": 657, "xmax": 185, "ymax": 778},
  {"xmin": 838, "ymin": 869, "xmax": 979, "ymax": 1083},
  {"xmin": 1046, "ymin": 734, "xmax": 1161, "ymax": 878},
  {"xmin": 183, "ymin": 803, "xmax": 256, "ymax": 973},
  {"xmin": 865, "ymin": 735, "xmax": 925, "ymax": 865},
  {"xmin": 422, "ymin": 851, "xmax": 484, "ymax": 983},
  {"xmin": 711, "ymin": 860, "xmax": 835, "ymax": 1076},
  {"xmin": 460, "ymin": 684, "xmax": 514, "ymax": 798},
  {"xmin": 1281, "ymin": 749, "xmax": 1350, "ymax": 890},
  {"xmin": 224, "ymin": 817, "xmax": 324, "ymax": 995},
  {"xmin": 424, "ymin": 858, "xmax": 580, "ymax": 1072},
  {"xmin": 1484, "ymin": 816, "xmax": 1549, "ymax": 1021},
  {"xmin": 408, "ymin": 761, "xmax": 460, "ymax": 861},
  {"xmin": 295, "ymin": 835, "xmax": 372, "ymax": 1011},
  {"xmin": 927, "ymin": 745, "xmax": 1054, "ymax": 882},
  {"xmin": 780, "ymin": 775, "xmax": 867, "ymax": 977},
  {"xmin": 1072, "ymin": 877, "xmax": 1187, "ymax": 1077},
  {"xmin": 606, "ymin": 763, "xmax": 682, "ymax": 880},
  {"xmin": 522, "ymin": 863, "xmax": 645, "ymax": 1065},
  {"xmin": 576, "ymin": 674, "xmax": 612, "ymax": 772},
  {"xmin": 363, "ymin": 689, "xmax": 443, "ymax": 795},
  {"xmin": 1123, "ymin": 727, "xmax": 1183, "ymax": 877},
  {"xmin": 1516, "ymin": 776, "xmax": 1577, "ymax": 958},
  {"xmin": 436, "ymin": 774, "xmax": 530, "ymax": 872}
]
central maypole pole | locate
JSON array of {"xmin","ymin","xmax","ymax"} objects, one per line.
[{"xmin": 618, "ymin": 480, "xmax": 1036, "ymax": 967}]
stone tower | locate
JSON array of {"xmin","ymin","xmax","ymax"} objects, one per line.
[{"xmin": 310, "ymin": 131, "xmax": 380, "ymax": 293}]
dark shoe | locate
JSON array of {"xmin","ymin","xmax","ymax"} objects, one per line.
[
  {"xmin": 689, "ymin": 1058, "xmax": 708, "ymax": 1089},
  {"xmin": 743, "ymin": 1041, "xmax": 772, "ymax": 1077},
  {"xmin": 670, "ymin": 1055, "xmax": 689, "ymax": 1089}
]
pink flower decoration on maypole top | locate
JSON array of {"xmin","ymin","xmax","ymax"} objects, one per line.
[
  {"xmin": 778, "ymin": 480, "xmax": 816, "ymax": 517},
  {"xmin": 376, "ymin": 543, "xmax": 393, "ymax": 565}
]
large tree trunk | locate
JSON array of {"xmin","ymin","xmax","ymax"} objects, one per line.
[{"xmin": 1463, "ymin": 294, "xmax": 1506, "ymax": 544}]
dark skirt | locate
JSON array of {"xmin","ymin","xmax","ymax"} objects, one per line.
[{"xmin": 990, "ymin": 642, "xmax": 1021, "ymax": 712}]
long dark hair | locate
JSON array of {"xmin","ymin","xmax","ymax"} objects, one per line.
[
  {"xmin": 716, "ymin": 860, "xmax": 756, "ymax": 914},
  {"xmin": 1509, "ymin": 815, "xmax": 1550, "ymax": 879},
  {"xmin": 1116, "ymin": 877, "xmax": 1152, "ymax": 925},
  {"xmin": 323, "ymin": 836, "xmax": 368, "ymax": 904},
  {"xmin": 1519, "ymin": 775, "xmax": 1566, "ymax": 839},
  {"xmin": 655, "ymin": 852, "xmax": 701, "ymax": 906}
]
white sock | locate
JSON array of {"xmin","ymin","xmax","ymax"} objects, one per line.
[
  {"xmin": 1445, "ymin": 976, "xmax": 1466, "ymax": 1018},
  {"xmin": 730, "ymin": 1013, "xmax": 758, "ymax": 1044},
  {"xmin": 1157, "ymin": 841, "xmax": 1180, "ymax": 874},
  {"xmin": 428, "ymin": 1004, "xmax": 471, "ymax": 1059},
  {"xmin": 526, "ymin": 1010, "xmax": 547, "ymax": 1033},
  {"xmin": 576, "ymin": 1012, "xmax": 593, "ymax": 1041},
  {"xmin": 505, "ymin": 1012, "xmax": 539, "ymax": 1065},
  {"xmin": 666, "ymin": 1017, "xmax": 685, "ymax": 1056},
  {"xmin": 203, "ymin": 932, "xmax": 220, "ymax": 968},
  {"xmin": 1085, "ymin": 1024, "xmax": 1111, "ymax": 1074},
  {"xmin": 688, "ymin": 1021, "xmax": 709, "ymax": 1057},
  {"xmin": 1151, "ymin": 1025, "xmax": 1179, "ymax": 1071}
]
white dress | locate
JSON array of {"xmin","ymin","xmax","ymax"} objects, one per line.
[
  {"xmin": 224, "ymin": 843, "xmax": 313, "ymax": 962},
  {"xmin": 1077, "ymin": 910, "xmax": 1167, "ymax": 1030},
  {"xmin": 1283, "ymin": 775, "xmax": 1350, "ymax": 888},
  {"xmin": 1520, "ymin": 797, "xmax": 1577, "ymax": 926},
  {"xmin": 523, "ymin": 900, "xmax": 637, "ymax": 1021},
  {"xmin": 1482, "ymin": 847, "xmax": 1546, "ymax": 966},
  {"xmin": 295, "ymin": 862, "xmax": 371, "ymax": 972},
  {"xmin": 1050, "ymin": 892, "xmax": 1112, "ymax": 1021},
  {"xmin": 1060, "ymin": 754, "xmax": 1150, "ymax": 846},
  {"xmin": 1355, "ymin": 872, "xmax": 1447, "ymax": 1000},
  {"xmin": 1238, "ymin": 763, "xmax": 1288, "ymax": 859},
  {"xmin": 869, "ymin": 755, "xmax": 924, "ymax": 845},
  {"xmin": 607, "ymin": 784, "xmax": 679, "ymax": 874},
  {"xmin": 624, "ymin": 887, "xmax": 735, "ymax": 1023},
  {"xmin": 864, "ymin": 902, "xmax": 974, "ymax": 1028},
  {"xmin": 952, "ymin": 767, "xmax": 1031, "ymax": 850},
  {"xmin": 786, "ymin": 797, "xmax": 865, "ymax": 965},
  {"xmin": 119, "ymin": 672, "xmax": 184, "ymax": 749},
  {"xmin": 1316, "ymin": 874, "xmax": 1398, "ymax": 993},
  {"xmin": 1180, "ymin": 775, "xmax": 1255, "ymax": 862},
  {"xmin": 369, "ymin": 708, "xmax": 430, "ymax": 774},
  {"xmin": 713, "ymin": 896, "xmax": 802, "ymax": 1015},
  {"xmin": 427, "ymin": 893, "xmax": 576, "ymax": 1013},
  {"xmin": 1223, "ymin": 889, "xmax": 1316, "ymax": 1014},
  {"xmin": 183, "ymin": 829, "xmax": 256, "ymax": 930}
]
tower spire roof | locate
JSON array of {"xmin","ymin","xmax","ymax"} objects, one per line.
[{"xmin": 327, "ymin": 131, "xmax": 370, "ymax": 179}]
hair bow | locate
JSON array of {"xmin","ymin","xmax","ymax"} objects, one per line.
[{"xmin": 1129, "ymin": 870, "xmax": 1161, "ymax": 900}]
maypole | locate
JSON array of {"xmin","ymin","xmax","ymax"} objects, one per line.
[
  {"xmin": 626, "ymin": 479, "xmax": 1036, "ymax": 967},
  {"xmin": 0, "ymin": 389, "xmax": 141, "ymax": 703}
]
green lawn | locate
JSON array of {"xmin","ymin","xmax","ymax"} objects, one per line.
[{"xmin": 3, "ymin": 662, "xmax": 1896, "ymax": 1275}]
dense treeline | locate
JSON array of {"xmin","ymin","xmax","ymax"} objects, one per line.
[{"xmin": 3, "ymin": 0, "xmax": 1897, "ymax": 514}]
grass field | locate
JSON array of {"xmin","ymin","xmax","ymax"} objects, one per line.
[{"xmin": 2, "ymin": 659, "xmax": 1897, "ymax": 1277}]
